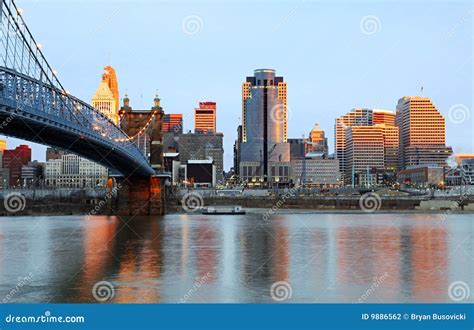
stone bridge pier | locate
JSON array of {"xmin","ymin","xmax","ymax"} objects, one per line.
[{"xmin": 108, "ymin": 94, "xmax": 168, "ymax": 215}]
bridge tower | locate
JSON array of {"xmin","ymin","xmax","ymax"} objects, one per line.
[{"xmin": 110, "ymin": 94, "xmax": 168, "ymax": 215}]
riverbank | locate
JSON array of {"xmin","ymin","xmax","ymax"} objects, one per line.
[{"xmin": 1, "ymin": 192, "xmax": 474, "ymax": 216}]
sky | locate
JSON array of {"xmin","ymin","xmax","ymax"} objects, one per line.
[{"xmin": 3, "ymin": 0, "xmax": 473, "ymax": 170}]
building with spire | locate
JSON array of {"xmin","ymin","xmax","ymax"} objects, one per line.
[{"xmin": 91, "ymin": 66, "xmax": 119, "ymax": 124}]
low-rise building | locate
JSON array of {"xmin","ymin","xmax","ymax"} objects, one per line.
[
  {"xmin": 290, "ymin": 157, "xmax": 340, "ymax": 186},
  {"xmin": 45, "ymin": 154, "xmax": 108, "ymax": 188},
  {"xmin": 186, "ymin": 159, "xmax": 216, "ymax": 188},
  {"xmin": 176, "ymin": 132, "xmax": 224, "ymax": 183},
  {"xmin": 461, "ymin": 158, "xmax": 474, "ymax": 185},
  {"xmin": 398, "ymin": 165, "xmax": 445, "ymax": 187}
]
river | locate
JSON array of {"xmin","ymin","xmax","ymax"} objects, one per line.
[{"xmin": 0, "ymin": 212, "xmax": 472, "ymax": 303}]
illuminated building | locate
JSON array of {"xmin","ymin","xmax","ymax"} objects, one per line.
[
  {"xmin": 239, "ymin": 69, "xmax": 290, "ymax": 186},
  {"xmin": 335, "ymin": 108, "xmax": 373, "ymax": 181},
  {"xmin": 308, "ymin": 123, "xmax": 329, "ymax": 156},
  {"xmin": 396, "ymin": 96, "xmax": 452, "ymax": 169},
  {"xmin": 163, "ymin": 114, "xmax": 183, "ymax": 133},
  {"xmin": 345, "ymin": 126, "xmax": 385, "ymax": 185},
  {"xmin": 194, "ymin": 101, "xmax": 216, "ymax": 133},
  {"xmin": 103, "ymin": 66, "xmax": 119, "ymax": 112},
  {"xmin": 373, "ymin": 109, "xmax": 396, "ymax": 126},
  {"xmin": 92, "ymin": 66, "xmax": 119, "ymax": 124},
  {"xmin": 335, "ymin": 108, "xmax": 399, "ymax": 184},
  {"xmin": 378, "ymin": 124, "xmax": 399, "ymax": 172}
]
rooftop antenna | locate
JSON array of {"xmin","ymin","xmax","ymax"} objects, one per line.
[{"xmin": 420, "ymin": 85, "xmax": 424, "ymax": 97}]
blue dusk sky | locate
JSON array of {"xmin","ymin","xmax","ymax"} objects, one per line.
[{"xmin": 4, "ymin": 0, "xmax": 473, "ymax": 170}]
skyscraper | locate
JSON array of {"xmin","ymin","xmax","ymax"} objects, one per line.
[
  {"xmin": 335, "ymin": 108, "xmax": 399, "ymax": 184},
  {"xmin": 92, "ymin": 66, "xmax": 119, "ymax": 124},
  {"xmin": 194, "ymin": 101, "xmax": 216, "ymax": 133},
  {"xmin": 240, "ymin": 69, "xmax": 290, "ymax": 185},
  {"xmin": 396, "ymin": 96, "xmax": 452, "ymax": 169},
  {"xmin": 345, "ymin": 126, "xmax": 385, "ymax": 185},
  {"xmin": 335, "ymin": 108, "xmax": 373, "ymax": 180}
]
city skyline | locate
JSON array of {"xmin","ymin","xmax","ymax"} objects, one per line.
[{"xmin": 1, "ymin": 0, "xmax": 471, "ymax": 170}]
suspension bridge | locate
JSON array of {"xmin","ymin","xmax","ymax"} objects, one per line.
[{"xmin": 0, "ymin": 0, "xmax": 167, "ymax": 214}]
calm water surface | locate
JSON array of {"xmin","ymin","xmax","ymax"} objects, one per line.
[{"xmin": 0, "ymin": 212, "xmax": 472, "ymax": 303}]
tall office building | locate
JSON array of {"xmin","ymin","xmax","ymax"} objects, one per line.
[
  {"xmin": 2, "ymin": 144, "xmax": 31, "ymax": 187},
  {"xmin": 194, "ymin": 101, "xmax": 216, "ymax": 133},
  {"xmin": 163, "ymin": 114, "xmax": 183, "ymax": 133},
  {"xmin": 378, "ymin": 124, "xmax": 399, "ymax": 172},
  {"xmin": 335, "ymin": 108, "xmax": 373, "ymax": 180},
  {"xmin": 335, "ymin": 108, "xmax": 399, "ymax": 184},
  {"xmin": 308, "ymin": 123, "xmax": 329, "ymax": 156},
  {"xmin": 396, "ymin": 96, "xmax": 452, "ymax": 169},
  {"xmin": 92, "ymin": 66, "xmax": 119, "ymax": 124},
  {"xmin": 345, "ymin": 126, "xmax": 385, "ymax": 184},
  {"xmin": 240, "ymin": 69, "xmax": 290, "ymax": 185}
]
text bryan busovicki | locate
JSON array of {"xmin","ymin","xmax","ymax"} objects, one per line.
[{"xmin": 411, "ymin": 313, "xmax": 466, "ymax": 321}]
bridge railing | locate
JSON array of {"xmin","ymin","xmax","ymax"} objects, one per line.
[{"xmin": 0, "ymin": 0, "xmax": 151, "ymax": 168}]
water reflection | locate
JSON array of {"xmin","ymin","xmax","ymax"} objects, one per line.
[{"xmin": 0, "ymin": 213, "xmax": 471, "ymax": 303}]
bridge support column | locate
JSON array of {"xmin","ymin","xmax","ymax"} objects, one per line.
[{"xmin": 109, "ymin": 175, "xmax": 165, "ymax": 216}]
